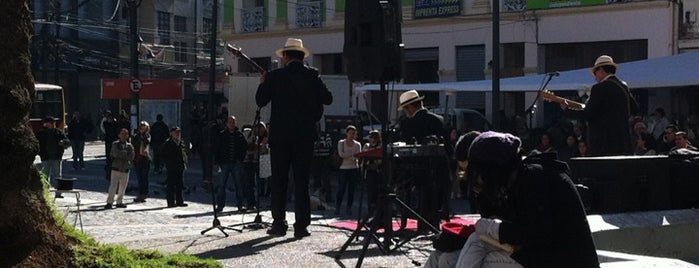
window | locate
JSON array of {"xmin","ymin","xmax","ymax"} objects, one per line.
[
  {"xmin": 157, "ymin": 11, "xmax": 171, "ymax": 45},
  {"xmin": 174, "ymin": 15, "xmax": 187, "ymax": 32},
  {"xmin": 174, "ymin": 41, "xmax": 187, "ymax": 62}
]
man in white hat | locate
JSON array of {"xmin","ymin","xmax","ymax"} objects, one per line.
[
  {"xmin": 560, "ymin": 55, "xmax": 638, "ymax": 156},
  {"xmin": 397, "ymin": 90, "xmax": 445, "ymax": 144},
  {"xmin": 396, "ymin": 89, "xmax": 449, "ymax": 231},
  {"xmin": 256, "ymin": 37, "xmax": 333, "ymax": 239}
]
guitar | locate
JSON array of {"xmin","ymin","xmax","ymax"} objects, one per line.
[
  {"xmin": 225, "ymin": 44, "xmax": 266, "ymax": 75},
  {"xmin": 539, "ymin": 90, "xmax": 586, "ymax": 110}
]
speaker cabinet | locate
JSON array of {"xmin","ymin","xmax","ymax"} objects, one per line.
[
  {"xmin": 569, "ymin": 156, "xmax": 671, "ymax": 214},
  {"xmin": 344, "ymin": 0, "xmax": 403, "ymax": 82}
]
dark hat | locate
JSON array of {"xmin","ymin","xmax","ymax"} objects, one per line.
[
  {"xmin": 43, "ymin": 116, "xmax": 56, "ymax": 122},
  {"xmin": 170, "ymin": 126, "xmax": 181, "ymax": 132},
  {"xmin": 468, "ymin": 131, "xmax": 521, "ymax": 167}
]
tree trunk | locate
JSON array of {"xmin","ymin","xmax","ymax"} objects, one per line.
[{"xmin": 0, "ymin": 1, "xmax": 73, "ymax": 267}]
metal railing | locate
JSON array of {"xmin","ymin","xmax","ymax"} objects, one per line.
[
  {"xmin": 241, "ymin": 6, "xmax": 265, "ymax": 33},
  {"xmin": 296, "ymin": 2, "xmax": 322, "ymax": 28}
]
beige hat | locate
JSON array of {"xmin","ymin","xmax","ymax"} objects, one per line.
[
  {"xmin": 275, "ymin": 38, "xmax": 310, "ymax": 58},
  {"xmin": 591, "ymin": 55, "xmax": 618, "ymax": 74},
  {"xmin": 398, "ymin": 90, "xmax": 425, "ymax": 111}
]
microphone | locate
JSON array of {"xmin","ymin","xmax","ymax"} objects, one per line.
[{"xmin": 547, "ymin": 71, "xmax": 560, "ymax": 77}]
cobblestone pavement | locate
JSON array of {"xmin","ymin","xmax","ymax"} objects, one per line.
[
  {"xmin": 43, "ymin": 141, "xmax": 699, "ymax": 267},
  {"xmin": 46, "ymin": 141, "xmax": 453, "ymax": 267}
]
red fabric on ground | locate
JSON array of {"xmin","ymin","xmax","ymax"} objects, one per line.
[{"xmin": 331, "ymin": 217, "xmax": 476, "ymax": 232}]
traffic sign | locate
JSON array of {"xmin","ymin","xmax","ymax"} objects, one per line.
[{"xmin": 130, "ymin": 79, "xmax": 142, "ymax": 93}]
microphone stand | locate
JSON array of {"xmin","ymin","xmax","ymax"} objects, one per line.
[
  {"xmin": 525, "ymin": 73, "xmax": 557, "ymax": 130},
  {"xmin": 244, "ymin": 108, "xmax": 270, "ymax": 230}
]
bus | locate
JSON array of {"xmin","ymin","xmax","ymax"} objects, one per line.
[{"xmin": 30, "ymin": 83, "xmax": 66, "ymax": 133}]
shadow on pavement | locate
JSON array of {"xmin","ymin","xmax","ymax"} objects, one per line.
[{"xmin": 194, "ymin": 235, "xmax": 294, "ymax": 259}]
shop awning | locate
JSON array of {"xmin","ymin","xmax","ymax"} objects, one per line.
[{"xmin": 357, "ymin": 52, "xmax": 699, "ymax": 92}]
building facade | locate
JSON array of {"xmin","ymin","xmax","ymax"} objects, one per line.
[{"xmin": 220, "ymin": 0, "xmax": 699, "ymax": 134}]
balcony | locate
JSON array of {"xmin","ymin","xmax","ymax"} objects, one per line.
[
  {"xmin": 503, "ymin": 0, "xmax": 526, "ymax": 12},
  {"xmin": 241, "ymin": 6, "xmax": 265, "ymax": 33},
  {"xmin": 296, "ymin": 2, "xmax": 322, "ymax": 29}
]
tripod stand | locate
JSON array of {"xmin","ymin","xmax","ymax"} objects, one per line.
[
  {"xmin": 201, "ymin": 120, "xmax": 242, "ymax": 237},
  {"xmin": 200, "ymin": 171, "xmax": 243, "ymax": 237},
  {"xmin": 230, "ymin": 108, "xmax": 271, "ymax": 230},
  {"xmin": 334, "ymin": 173, "xmax": 440, "ymax": 267}
]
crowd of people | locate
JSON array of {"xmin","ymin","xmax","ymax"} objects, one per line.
[{"xmin": 33, "ymin": 37, "xmax": 699, "ymax": 267}]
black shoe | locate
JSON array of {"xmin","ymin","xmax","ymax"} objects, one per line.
[
  {"xmin": 177, "ymin": 203, "xmax": 188, "ymax": 207},
  {"xmin": 134, "ymin": 197, "xmax": 146, "ymax": 203},
  {"xmin": 238, "ymin": 206, "xmax": 246, "ymax": 212},
  {"xmin": 115, "ymin": 203, "xmax": 127, "ymax": 208},
  {"xmin": 104, "ymin": 204, "xmax": 113, "ymax": 209},
  {"xmin": 55, "ymin": 193, "xmax": 64, "ymax": 199},
  {"xmin": 214, "ymin": 207, "xmax": 224, "ymax": 213},
  {"xmin": 294, "ymin": 228, "xmax": 311, "ymax": 239},
  {"xmin": 266, "ymin": 225, "xmax": 288, "ymax": 236},
  {"xmin": 167, "ymin": 204, "xmax": 176, "ymax": 208}
]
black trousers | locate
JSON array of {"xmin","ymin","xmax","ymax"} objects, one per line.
[
  {"xmin": 270, "ymin": 142, "xmax": 313, "ymax": 229},
  {"xmin": 166, "ymin": 168, "xmax": 184, "ymax": 206}
]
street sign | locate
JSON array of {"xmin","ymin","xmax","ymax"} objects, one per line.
[{"xmin": 130, "ymin": 79, "xmax": 142, "ymax": 93}]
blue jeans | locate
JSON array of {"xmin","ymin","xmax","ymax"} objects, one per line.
[
  {"xmin": 336, "ymin": 168, "xmax": 359, "ymax": 210},
  {"xmin": 41, "ymin": 159, "xmax": 62, "ymax": 187},
  {"xmin": 70, "ymin": 139, "xmax": 85, "ymax": 168},
  {"xmin": 217, "ymin": 162, "xmax": 244, "ymax": 209},
  {"xmin": 135, "ymin": 159, "xmax": 151, "ymax": 196}
]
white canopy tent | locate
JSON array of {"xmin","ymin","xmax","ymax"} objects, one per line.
[{"xmin": 356, "ymin": 52, "xmax": 699, "ymax": 93}]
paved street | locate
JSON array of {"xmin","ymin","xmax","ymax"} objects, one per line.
[
  {"xmin": 44, "ymin": 141, "xmax": 699, "ymax": 267},
  {"xmin": 45, "ymin": 141, "xmax": 449, "ymax": 267}
]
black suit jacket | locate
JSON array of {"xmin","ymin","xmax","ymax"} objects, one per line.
[
  {"xmin": 399, "ymin": 109, "xmax": 445, "ymax": 144},
  {"xmin": 496, "ymin": 154, "xmax": 600, "ymax": 268},
  {"xmin": 256, "ymin": 61, "xmax": 333, "ymax": 145},
  {"xmin": 564, "ymin": 76, "xmax": 634, "ymax": 156}
]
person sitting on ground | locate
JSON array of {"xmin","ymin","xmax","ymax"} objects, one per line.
[
  {"xmin": 634, "ymin": 132, "xmax": 657, "ymax": 156},
  {"xmin": 454, "ymin": 131, "xmax": 599, "ymax": 268},
  {"xmin": 670, "ymin": 131, "xmax": 698, "ymax": 153},
  {"xmin": 656, "ymin": 125, "xmax": 679, "ymax": 154}
]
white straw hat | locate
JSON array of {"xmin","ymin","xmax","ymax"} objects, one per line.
[
  {"xmin": 397, "ymin": 90, "xmax": 425, "ymax": 111},
  {"xmin": 591, "ymin": 55, "xmax": 618, "ymax": 74},
  {"xmin": 275, "ymin": 38, "xmax": 310, "ymax": 58}
]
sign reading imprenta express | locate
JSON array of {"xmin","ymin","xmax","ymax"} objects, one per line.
[{"xmin": 414, "ymin": 0, "xmax": 461, "ymax": 19}]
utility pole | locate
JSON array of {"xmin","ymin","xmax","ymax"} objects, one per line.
[
  {"xmin": 53, "ymin": 0, "xmax": 61, "ymax": 85},
  {"xmin": 204, "ymin": 0, "xmax": 219, "ymax": 182},
  {"xmin": 491, "ymin": 0, "xmax": 501, "ymax": 130},
  {"xmin": 128, "ymin": 0, "xmax": 141, "ymax": 133}
]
